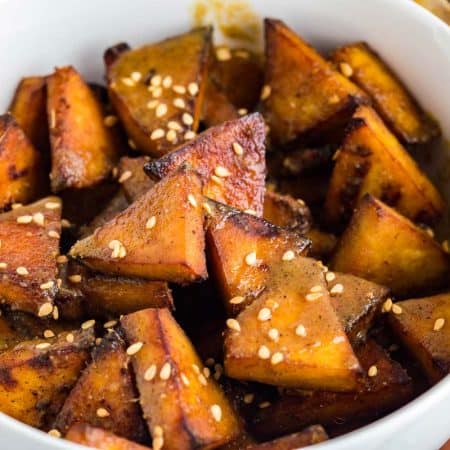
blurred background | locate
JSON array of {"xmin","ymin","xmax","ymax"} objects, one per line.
[{"xmin": 415, "ymin": 0, "xmax": 450, "ymax": 23}]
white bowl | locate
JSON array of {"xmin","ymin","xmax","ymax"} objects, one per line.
[{"xmin": 0, "ymin": 0, "xmax": 449, "ymax": 449}]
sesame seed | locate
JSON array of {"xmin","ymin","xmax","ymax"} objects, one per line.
[
  {"xmin": 118, "ymin": 170, "xmax": 132, "ymax": 183},
  {"xmin": 81, "ymin": 319, "xmax": 95, "ymax": 330},
  {"xmin": 32, "ymin": 212, "xmax": 45, "ymax": 226},
  {"xmin": 44, "ymin": 329, "xmax": 55, "ymax": 338},
  {"xmin": 151, "ymin": 128, "xmax": 165, "ymax": 140},
  {"xmin": 260, "ymin": 85, "xmax": 271, "ymax": 101},
  {"xmin": 188, "ymin": 194, "xmax": 198, "ymax": 208},
  {"xmin": 162, "ymin": 75, "xmax": 173, "ymax": 88},
  {"xmin": 145, "ymin": 216, "xmax": 157, "ymax": 230},
  {"xmin": 295, "ymin": 324, "xmax": 307, "ymax": 337},
  {"xmin": 184, "ymin": 131, "xmax": 196, "ymax": 140},
  {"xmin": 38, "ymin": 302, "xmax": 53, "ymax": 317},
  {"xmin": 168, "ymin": 121, "xmax": 183, "ymax": 131},
  {"xmin": 305, "ymin": 292, "xmax": 323, "ymax": 301},
  {"xmin": 339, "ymin": 62, "xmax": 353, "ymax": 77},
  {"xmin": 69, "ymin": 274, "xmax": 82, "ymax": 283},
  {"xmin": 230, "ymin": 296, "xmax": 245, "ymax": 305},
  {"xmin": 425, "ymin": 227, "xmax": 434, "ymax": 238},
  {"xmin": 153, "ymin": 425, "xmax": 163, "ymax": 437},
  {"xmin": 310, "ymin": 285, "xmax": 323, "ymax": 293},
  {"xmin": 210, "ymin": 174, "xmax": 223, "ymax": 185},
  {"xmin": 182, "ymin": 112, "xmax": 194, "ymax": 126},
  {"xmin": 0, "ymin": 263, "xmax": 7, "ymax": 269},
  {"xmin": 392, "ymin": 304, "xmax": 403, "ymax": 315},
  {"xmin": 238, "ymin": 108, "xmax": 248, "ymax": 116},
  {"xmin": 40, "ymin": 281, "xmax": 54, "ymax": 290},
  {"xmin": 188, "ymin": 82, "xmax": 199, "ymax": 96},
  {"xmin": 147, "ymin": 99, "xmax": 159, "ymax": 109},
  {"xmin": 160, "ymin": 362, "xmax": 171, "ymax": 380},
  {"xmin": 442, "ymin": 240, "xmax": 449, "ymax": 253},
  {"xmin": 121, "ymin": 77, "xmax": 135, "ymax": 87},
  {"xmin": 258, "ymin": 345, "xmax": 271, "ymax": 359},
  {"xmin": 125, "ymin": 343, "xmax": 144, "ymax": 358},
  {"xmin": 66, "ymin": 333, "xmax": 74, "ymax": 343},
  {"xmin": 202, "ymin": 202, "xmax": 212, "ymax": 215},
  {"xmin": 333, "ymin": 336, "xmax": 346, "ymax": 344},
  {"xmin": 368, "ymin": 365, "xmax": 378, "ymax": 377},
  {"xmin": 226, "ymin": 318, "xmax": 241, "ymax": 332},
  {"xmin": 382, "ymin": 298, "xmax": 393, "ymax": 313},
  {"xmin": 433, "ymin": 318, "xmax": 445, "ymax": 331},
  {"xmin": 243, "ymin": 393, "xmax": 254, "ymax": 404},
  {"xmin": 203, "ymin": 367, "xmax": 211, "ymax": 378},
  {"xmin": 181, "ymin": 373, "xmax": 190, "ymax": 386},
  {"xmin": 232, "ymin": 142, "xmax": 244, "ymax": 155},
  {"xmin": 104, "ymin": 115, "xmax": 118, "ymax": 127},
  {"xmin": 61, "ymin": 219, "xmax": 71, "ymax": 228},
  {"xmin": 156, "ymin": 103, "xmax": 168, "ymax": 118},
  {"xmin": 152, "ymin": 86, "xmax": 163, "ymax": 98},
  {"xmin": 153, "ymin": 437, "xmax": 164, "ymax": 450},
  {"xmin": 36, "ymin": 342, "xmax": 51, "ymax": 350},
  {"xmin": 128, "ymin": 139, "xmax": 137, "ymax": 149},
  {"xmin": 259, "ymin": 401, "xmax": 271, "ymax": 409},
  {"xmin": 11, "ymin": 203, "xmax": 23, "ymax": 209},
  {"xmin": 17, "ymin": 215, "xmax": 33, "ymax": 224},
  {"xmin": 45, "ymin": 201, "xmax": 61, "ymax": 211},
  {"xmin": 48, "ymin": 230, "xmax": 60, "ymax": 239},
  {"xmin": 216, "ymin": 47, "xmax": 232, "ymax": 61},
  {"xmin": 173, "ymin": 85, "xmax": 186, "ymax": 94},
  {"xmin": 96, "ymin": 407, "xmax": 110, "ymax": 418},
  {"xmin": 48, "ymin": 429, "xmax": 61, "ymax": 438},
  {"xmin": 281, "ymin": 250, "xmax": 295, "ymax": 262},
  {"xmin": 108, "ymin": 240, "xmax": 127, "ymax": 259},
  {"xmin": 198, "ymin": 373, "xmax": 208, "ymax": 385},
  {"xmin": 192, "ymin": 364, "xmax": 200, "ymax": 374},
  {"xmin": 166, "ymin": 129, "xmax": 177, "ymax": 143},
  {"xmin": 244, "ymin": 209, "xmax": 257, "ymax": 215},
  {"xmin": 144, "ymin": 364, "xmax": 157, "ymax": 381},
  {"xmin": 328, "ymin": 94, "xmax": 340, "ymax": 104},
  {"xmin": 103, "ymin": 320, "xmax": 117, "ymax": 329},
  {"xmin": 16, "ymin": 266, "xmax": 29, "ymax": 276},
  {"xmin": 268, "ymin": 328, "xmax": 280, "ymax": 342},
  {"xmin": 149, "ymin": 74, "xmax": 161, "ymax": 86},
  {"xmin": 173, "ymin": 98, "xmax": 186, "ymax": 109},
  {"xmin": 49, "ymin": 109, "xmax": 56, "ymax": 129},
  {"xmin": 211, "ymin": 404, "xmax": 222, "ymax": 422},
  {"xmin": 258, "ymin": 308, "xmax": 272, "ymax": 321},
  {"xmin": 53, "ymin": 305, "xmax": 59, "ymax": 320},
  {"xmin": 56, "ymin": 255, "xmax": 68, "ymax": 264},
  {"xmin": 325, "ymin": 272, "xmax": 336, "ymax": 282},
  {"xmin": 214, "ymin": 166, "xmax": 231, "ymax": 178},
  {"xmin": 245, "ymin": 251, "xmax": 258, "ymax": 266},
  {"xmin": 330, "ymin": 283, "xmax": 344, "ymax": 295},
  {"xmin": 271, "ymin": 352, "xmax": 284, "ymax": 365}
]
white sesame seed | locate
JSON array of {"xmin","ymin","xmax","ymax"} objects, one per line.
[
  {"xmin": 40, "ymin": 281, "xmax": 54, "ymax": 290},
  {"xmin": 339, "ymin": 62, "xmax": 353, "ymax": 77},
  {"xmin": 153, "ymin": 437, "xmax": 164, "ymax": 450},
  {"xmin": 11, "ymin": 203, "xmax": 23, "ymax": 209},
  {"xmin": 232, "ymin": 142, "xmax": 244, "ymax": 155},
  {"xmin": 173, "ymin": 85, "xmax": 186, "ymax": 94},
  {"xmin": 147, "ymin": 99, "xmax": 159, "ymax": 109},
  {"xmin": 382, "ymin": 298, "xmax": 393, "ymax": 313},
  {"xmin": 17, "ymin": 215, "xmax": 33, "ymax": 224},
  {"xmin": 392, "ymin": 304, "xmax": 403, "ymax": 315},
  {"xmin": 325, "ymin": 272, "xmax": 336, "ymax": 282},
  {"xmin": 282, "ymin": 250, "xmax": 295, "ymax": 261},
  {"xmin": 210, "ymin": 174, "xmax": 223, "ymax": 185},
  {"xmin": 198, "ymin": 373, "xmax": 208, "ymax": 385},
  {"xmin": 182, "ymin": 112, "xmax": 194, "ymax": 126},
  {"xmin": 187, "ymin": 194, "xmax": 198, "ymax": 208},
  {"xmin": 203, "ymin": 367, "xmax": 211, "ymax": 378},
  {"xmin": 53, "ymin": 305, "xmax": 59, "ymax": 320},
  {"xmin": 368, "ymin": 365, "xmax": 378, "ymax": 377},
  {"xmin": 238, "ymin": 108, "xmax": 248, "ymax": 116},
  {"xmin": 162, "ymin": 75, "xmax": 173, "ymax": 88},
  {"xmin": 144, "ymin": 364, "xmax": 157, "ymax": 381},
  {"xmin": 118, "ymin": 170, "xmax": 132, "ymax": 183},
  {"xmin": 69, "ymin": 274, "xmax": 82, "ymax": 283},
  {"xmin": 202, "ymin": 202, "xmax": 212, "ymax": 215},
  {"xmin": 226, "ymin": 318, "xmax": 241, "ymax": 332},
  {"xmin": 121, "ymin": 77, "xmax": 135, "ymax": 87},
  {"xmin": 245, "ymin": 251, "xmax": 258, "ymax": 266},
  {"xmin": 0, "ymin": 262, "xmax": 7, "ymax": 269},
  {"xmin": 211, "ymin": 404, "xmax": 222, "ymax": 422},
  {"xmin": 433, "ymin": 318, "xmax": 445, "ymax": 331},
  {"xmin": 16, "ymin": 266, "xmax": 29, "ymax": 276},
  {"xmin": 268, "ymin": 328, "xmax": 280, "ymax": 342},
  {"xmin": 173, "ymin": 98, "xmax": 186, "ymax": 109},
  {"xmin": 103, "ymin": 320, "xmax": 117, "ymax": 329},
  {"xmin": 36, "ymin": 342, "xmax": 51, "ymax": 350},
  {"xmin": 259, "ymin": 401, "xmax": 271, "ymax": 409},
  {"xmin": 61, "ymin": 219, "xmax": 71, "ymax": 228},
  {"xmin": 156, "ymin": 103, "xmax": 168, "ymax": 118},
  {"xmin": 332, "ymin": 336, "xmax": 346, "ymax": 344},
  {"xmin": 108, "ymin": 240, "xmax": 126, "ymax": 259},
  {"xmin": 260, "ymin": 85, "xmax": 271, "ymax": 101},
  {"xmin": 230, "ymin": 296, "xmax": 245, "ymax": 305},
  {"xmin": 96, "ymin": 407, "xmax": 110, "ymax": 418},
  {"xmin": 81, "ymin": 319, "xmax": 95, "ymax": 330},
  {"xmin": 160, "ymin": 362, "xmax": 171, "ymax": 380},
  {"xmin": 46, "ymin": 201, "xmax": 61, "ymax": 210},
  {"xmin": 243, "ymin": 393, "xmax": 254, "ymax": 404},
  {"xmin": 258, "ymin": 345, "xmax": 271, "ymax": 359},
  {"xmin": 442, "ymin": 240, "xmax": 449, "ymax": 253},
  {"xmin": 310, "ymin": 285, "xmax": 323, "ymax": 293},
  {"xmin": 328, "ymin": 94, "xmax": 340, "ymax": 104},
  {"xmin": 167, "ymin": 121, "xmax": 182, "ymax": 132},
  {"xmin": 181, "ymin": 373, "xmax": 190, "ymax": 386},
  {"xmin": 184, "ymin": 131, "xmax": 196, "ymax": 140},
  {"xmin": 128, "ymin": 139, "xmax": 137, "ymax": 150},
  {"xmin": 244, "ymin": 209, "xmax": 257, "ymax": 215},
  {"xmin": 130, "ymin": 71, "xmax": 141, "ymax": 82},
  {"xmin": 214, "ymin": 166, "xmax": 231, "ymax": 178},
  {"xmin": 258, "ymin": 308, "xmax": 272, "ymax": 321},
  {"xmin": 271, "ymin": 352, "xmax": 284, "ymax": 365},
  {"xmin": 48, "ymin": 230, "xmax": 60, "ymax": 239},
  {"xmin": 192, "ymin": 364, "xmax": 200, "ymax": 374},
  {"xmin": 56, "ymin": 255, "xmax": 68, "ymax": 264},
  {"xmin": 188, "ymin": 82, "xmax": 199, "ymax": 96},
  {"xmin": 104, "ymin": 115, "xmax": 118, "ymax": 127},
  {"xmin": 153, "ymin": 425, "xmax": 163, "ymax": 437},
  {"xmin": 295, "ymin": 324, "xmax": 307, "ymax": 337},
  {"xmin": 305, "ymin": 292, "xmax": 323, "ymax": 301},
  {"xmin": 152, "ymin": 87, "xmax": 163, "ymax": 98},
  {"xmin": 32, "ymin": 212, "xmax": 45, "ymax": 226},
  {"xmin": 43, "ymin": 329, "xmax": 55, "ymax": 338},
  {"xmin": 66, "ymin": 333, "xmax": 74, "ymax": 343},
  {"xmin": 216, "ymin": 47, "xmax": 232, "ymax": 61},
  {"xmin": 48, "ymin": 429, "xmax": 61, "ymax": 438},
  {"xmin": 38, "ymin": 302, "xmax": 53, "ymax": 317},
  {"xmin": 146, "ymin": 216, "xmax": 157, "ymax": 230},
  {"xmin": 126, "ymin": 342, "xmax": 143, "ymax": 355},
  {"xmin": 49, "ymin": 109, "xmax": 56, "ymax": 129},
  {"xmin": 330, "ymin": 283, "xmax": 344, "ymax": 295},
  {"xmin": 166, "ymin": 129, "xmax": 177, "ymax": 143},
  {"xmin": 151, "ymin": 128, "xmax": 165, "ymax": 140}
]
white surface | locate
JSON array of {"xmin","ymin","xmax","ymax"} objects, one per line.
[{"xmin": 0, "ymin": 0, "xmax": 449, "ymax": 449}]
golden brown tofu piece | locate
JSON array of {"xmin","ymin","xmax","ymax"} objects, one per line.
[
  {"xmin": 303, "ymin": 228, "xmax": 337, "ymax": 261},
  {"xmin": 202, "ymin": 78, "xmax": 239, "ymax": 128},
  {"xmin": 66, "ymin": 423, "xmax": 149, "ymax": 450},
  {"xmin": 9, "ymin": 76, "xmax": 50, "ymax": 155},
  {"xmin": 55, "ymin": 332, "xmax": 147, "ymax": 442},
  {"xmin": 262, "ymin": 191, "xmax": 311, "ymax": 235},
  {"xmin": 145, "ymin": 113, "xmax": 266, "ymax": 216},
  {"xmin": 210, "ymin": 46, "xmax": 264, "ymax": 110},
  {"xmin": 224, "ymin": 257, "xmax": 362, "ymax": 392},
  {"xmin": 388, "ymin": 293, "xmax": 450, "ymax": 383},
  {"xmin": 331, "ymin": 195, "xmax": 450, "ymax": 296},
  {"xmin": 0, "ymin": 114, "xmax": 45, "ymax": 209},
  {"xmin": 327, "ymin": 273, "xmax": 390, "ymax": 345},
  {"xmin": 0, "ymin": 328, "xmax": 94, "ymax": 428},
  {"xmin": 121, "ymin": 308, "xmax": 240, "ymax": 450},
  {"xmin": 246, "ymin": 425, "xmax": 328, "ymax": 449},
  {"xmin": 105, "ymin": 28, "xmax": 211, "ymax": 157},
  {"xmin": 325, "ymin": 106, "xmax": 444, "ymax": 227},
  {"xmin": 117, "ymin": 156, "xmax": 154, "ymax": 202},
  {"xmin": 251, "ymin": 340, "xmax": 413, "ymax": 440},
  {"xmin": 206, "ymin": 200, "xmax": 310, "ymax": 315},
  {"xmin": 47, "ymin": 66, "xmax": 120, "ymax": 192},
  {"xmin": 0, "ymin": 196, "xmax": 62, "ymax": 316},
  {"xmin": 330, "ymin": 42, "xmax": 440, "ymax": 145},
  {"xmin": 262, "ymin": 19, "xmax": 368, "ymax": 147},
  {"xmin": 70, "ymin": 166, "xmax": 207, "ymax": 284}
]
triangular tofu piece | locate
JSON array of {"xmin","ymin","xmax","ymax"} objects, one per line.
[
  {"xmin": 121, "ymin": 308, "xmax": 240, "ymax": 450},
  {"xmin": 224, "ymin": 257, "xmax": 362, "ymax": 392},
  {"xmin": 262, "ymin": 19, "xmax": 367, "ymax": 147},
  {"xmin": 55, "ymin": 331, "xmax": 148, "ymax": 442},
  {"xmin": 0, "ymin": 114, "xmax": 45, "ymax": 210},
  {"xmin": 117, "ymin": 156, "xmax": 155, "ymax": 202},
  {"xmin": 70, "ymin": 166, "xmax": 207, "ymax": 283},
  {"xmin": 145, "ymin": 113, "xmax": 267, "ymax": 216},
  {"xmin": 206, "ymin": 199, "xmax": 310, "ymax": 315},
  {"xmin": 0, "ymin": 328, "xmax": 94, "ymax": 428},
  {"xmin": 331, "ymin": 195, "xmax": 450, "ymax": 296},
  {"xmin": 47, "ymin": 66, "xmax": 120, "ymax": 192},
  {"xmin": 105, "ymin": 27, "xmax": 212, "ymax": 157},
  {"xmin": 66, "ymin": 423, "xmax": 149, "ymax": 450},
  {"xmin": 325, "ymin": 105, "xmax": 444, "ymax": 227},
  {"xmin": 0, "ymin": 196, "xmax": 62, "ymax": 316},
  {"xmin": 388, "ymin": 293, "xmax": 450, "ymax": 383}
]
